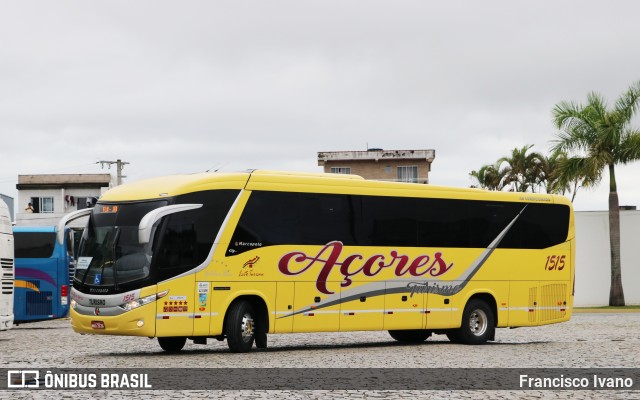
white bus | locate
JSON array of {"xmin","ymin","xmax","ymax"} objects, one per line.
[{"xmin": 0, "ymin": 199, "xmax": 14, "ymax": 331}]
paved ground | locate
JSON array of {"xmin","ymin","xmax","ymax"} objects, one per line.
[{"xmin": 1, "ymin": 312, "xmax": 638, "ymax": 399}]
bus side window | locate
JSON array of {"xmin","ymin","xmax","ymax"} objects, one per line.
[
  {"xmin": 361, "ymin": 196, "xmax": 417, "ymax": 247},
  {"xmin": 229, "ymin": 191, "xmax": 301, "ymax": 254},
  {"xmin": 501, "ymin": 204, "xmax": 570, "ymax": 249},
  {"xmin": 300, "ymin": 194, "xmax": 358, "ymax": 246},
  {"xmin": 416, "ymin": 198, "xmax": 470, "ymax": 248}
]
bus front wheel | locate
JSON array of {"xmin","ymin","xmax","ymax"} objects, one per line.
[
  {"xmin": 225, "ymin": 300, "xmax": 256, "ymax": 353},
  {"xmin": 158, "ymin": 336, "xmax": 186, "ymax": 352},
  {"xmin": 451, "ymin": 299, "xmax": 495, "ymax": 345}
]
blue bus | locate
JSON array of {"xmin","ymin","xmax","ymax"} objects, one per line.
[{"xmin": 12, "ymin": 226, "xmax": 74, "ymax": 323}]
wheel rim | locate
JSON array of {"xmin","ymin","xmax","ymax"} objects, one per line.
[
  {"xmin": 469, "ymin": 309, "xmax": 488, "ymax": 336},
  {"xmin": 240, "ymin": 313, "xmax": 254, "ymax": 343}
]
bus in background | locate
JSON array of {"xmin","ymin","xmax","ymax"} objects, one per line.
[
  {"xmin": 0, "ymin": 199, "xmax": 14, "ymax": 331},
  {"xmin": 68, "ymin": 170, "xmax": 575, "ymax": 352},
  {"xmin": 13, "ymin": 226, "xmax": 74, "ymax": 323}
]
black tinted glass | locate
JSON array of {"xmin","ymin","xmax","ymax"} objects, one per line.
[
  {"xmin": 154, "ymin": 190, "xmax": 239, "ymax": 274},
  {"xmin": 228, "ymin": 190, "xmax": 570, "ymax": 254},
  {"xmin": 228, "ymin": 191, "xmax": 358, "ymax": 255},
  {"xmin": 361, "ymin": 196, "xmax": 417, "ymax": 246},
  {"xmin": 14, "ymin": 232, "xmax": 56, "ymax": 258}
]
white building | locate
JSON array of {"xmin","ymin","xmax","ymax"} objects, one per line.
[
  {"xmin": 15, "ymin": 174, "xmax": 112, "ymax": 226},
  {"xmin": 574, "ymin": 210, "xmax": 640, "ymax": 306}
]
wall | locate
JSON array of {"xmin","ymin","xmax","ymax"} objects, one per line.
[
  {"xmin": 574, "ymin": 210, "xmax": 640, "ymax": 306},
  {"xmin": 322, "ymin": 160, "xmax": 432, "ymax": 183},
  {"xmin": 16, "ymin": 187, "xmax": 108, "ymax": 226}
]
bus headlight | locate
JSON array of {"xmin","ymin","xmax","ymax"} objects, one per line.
[{"xmin": 118, "ymin": 290, "xmax": 168, "ymax": 312}]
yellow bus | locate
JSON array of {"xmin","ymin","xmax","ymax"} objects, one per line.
[{"xmin": 67, "ymin": 170, "xmax": 575, "ymax": 352}]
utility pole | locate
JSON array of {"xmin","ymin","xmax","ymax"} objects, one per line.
[{"xmin": 97, "ymin": 159, "xmax": 130, "ymax": 186}]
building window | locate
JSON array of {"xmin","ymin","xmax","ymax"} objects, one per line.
[
  {"xmin": 330, "ymin": 167, "xmax": 351, "ymax": 174},
  {"xmin": 30, "ymin": 197, "xmax": 54, "ymax": 213},
  {"xmin": 397, "ymin": 166, "xmax": 418, "ymax": 183}
]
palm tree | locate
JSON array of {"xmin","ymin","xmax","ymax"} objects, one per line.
[
  {"xmin": 542, "ymin": 149, "xmax": 595, "ymax": 201},
  {"xmin": 469, "ymin": 163, "xmax": 505, "ymax": 191},
  {"xmin": 497, "ymin": 145, "xmax": 546, "ymax": 192},
  {"xmin": 551, "ymin": 80, "xmax": 640, "ymax": 306}
]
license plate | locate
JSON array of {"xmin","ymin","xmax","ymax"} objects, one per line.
[{"xmin": 91, "ymin": 321, "xmax": 105, "ymax": 329}]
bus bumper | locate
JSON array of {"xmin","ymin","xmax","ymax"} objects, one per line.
[{"xmin": 70, "ymin": 305, "xmax": 156, "ymax": 337}]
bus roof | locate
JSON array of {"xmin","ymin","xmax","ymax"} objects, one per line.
[{"xmin": 98, "ymin": 170, "xmax": 572, "ymax": 206}]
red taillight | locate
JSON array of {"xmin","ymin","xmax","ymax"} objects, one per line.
[{"xmin": 61, "ymin": 285, "xmax": 69, "ymax": 297}]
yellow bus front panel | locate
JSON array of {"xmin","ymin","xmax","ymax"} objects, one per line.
[
  {"xmin": 71, "ymin": 302, "xmax": 157, "ymax": 337},
  {"xmin": 155, "ymin": 275, "xmax": 195, "ymax": 337}
]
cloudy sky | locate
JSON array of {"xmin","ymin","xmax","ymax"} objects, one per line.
[{"xmin": 1, "ymin": 0, "xmax": 640, "ymax": 212}]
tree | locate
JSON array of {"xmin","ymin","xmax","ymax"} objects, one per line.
[
  {"xmin": 551, "ymin": 80, "xmax": 640, "ymax": 306},
  {"xmin": 541, "ymin": 149, "xmax": 596, "ymax": 201},
  {"xmin": 470, "ymin": 145, "xmax": 590, "ymax": 199},
  {"xmin": 469, "ymin": 163, "xmax": 506, "ymax": 191},
  {"xmin": 497, "ymin": 144, "xmax": 546, "ymax": 192}
]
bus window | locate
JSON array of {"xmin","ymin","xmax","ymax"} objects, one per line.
[{"xmin": 228, "ymin": 191, "xmax": 359, "ymax": 255}]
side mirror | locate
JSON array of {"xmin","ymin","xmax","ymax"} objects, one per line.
[
  {"xmin": 138, "ymin": 204, "xmax": 202, "ymax": 244},
  {"xmin": 57, "ymin": 208, "xmax": 93, "ymax": 245}
]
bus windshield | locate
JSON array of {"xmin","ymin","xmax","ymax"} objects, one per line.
[{"xmin": 75, "ymin": 201, "xmax": 168, "ymax": 287}]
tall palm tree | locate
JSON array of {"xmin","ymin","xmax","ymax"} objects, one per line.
[{"xmin": 551, "ymin": 80, "xmax": 640, "ymax": 306}]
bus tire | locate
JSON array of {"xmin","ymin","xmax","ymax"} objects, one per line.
[
  {"xmin": 255, "ymin": 331, "xmax": 267, "ymax": 349},
  {"xmin": 455, "ymin": 299, "xmax": 495, "ymax": 345},
  {"xmin": 225, "ymin": 300, "xmax": 256, "ymax": 353},
  {"xmin": 388, "ymin": 329, "xmax": 431, "ymax": 342},
  {"xmin": 158, "ymin": 336, "xmax": 186, "ymax": 352}
]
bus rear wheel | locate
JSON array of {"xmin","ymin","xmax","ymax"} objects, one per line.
[
  {"xmin": 158, "ymin": 336, "xmax": 187, "ymax": 352},
  {"xmin": 388, "ymin": 329, "xmax": 431, "ymax": 343},
  {"xmin": 451, "ymin": 299, "xmax": 495, "ymax": 345},
  {"xmin": 225, "ymin": 300, "xmax": 256, "ymax": 353}
]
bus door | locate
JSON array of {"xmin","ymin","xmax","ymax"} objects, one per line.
[{"xmin": 155, "ymin": 276, "xmax": 195, "ymax": 337}]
